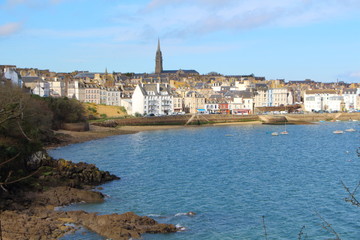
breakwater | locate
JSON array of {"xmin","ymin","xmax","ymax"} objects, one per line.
[{"xmin": 94, "ymin": 112, "xmax": 360, "ymax": 127}]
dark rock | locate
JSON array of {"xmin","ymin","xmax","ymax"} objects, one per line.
[{"xmin": 67, "ymin": 211, "xmax": 177, "ymax": 240}]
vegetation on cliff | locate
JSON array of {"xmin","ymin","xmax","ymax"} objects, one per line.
[{"xmin": 0, "ymin": 82, "xmax": 86, "ymax": 193}]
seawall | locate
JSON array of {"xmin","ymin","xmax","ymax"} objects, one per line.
[{"xmin": 94, "ymin": 112, "xmax": 360, "ymax": 127}]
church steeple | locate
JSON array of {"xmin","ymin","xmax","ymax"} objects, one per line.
[{"xmin": 155, "ymin": 38, "xmax": 163, "ymax": 74}]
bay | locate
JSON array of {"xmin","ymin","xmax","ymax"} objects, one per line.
[{"xmin": 49, "ymin": 121, "xmax": 360, "ymax": 239}]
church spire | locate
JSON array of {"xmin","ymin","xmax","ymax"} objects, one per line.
[
  {"xmin": 155, "ymin": 38, "xmax": 163, "ymax": 74},
  {"xmin": 157, "ymin": 38, "xmax": 161, "ymax": 52}
]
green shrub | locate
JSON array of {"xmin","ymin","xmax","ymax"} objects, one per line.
[
  {"xmin": 44, "ymin": 97, "xmax": 86, "ymax": 129},
  {"xmin": 88, "ymin": 107, "xmax": 97, "ymax": 113}
]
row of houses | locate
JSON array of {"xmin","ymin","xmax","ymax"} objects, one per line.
[
  {"xmin": 304, "ymin": 89, "xmax": 360, "ymax": 112},
  {"xmin": 2, "ymin": 65, "xmax": 360, "ymax": 115},
  {"xmin": 131, "ymin": 83, "xmax": 360, "ymax": 116},
  {"xmin": 130, "ymin": 83, "xmax": 294, "ymax": 115}
]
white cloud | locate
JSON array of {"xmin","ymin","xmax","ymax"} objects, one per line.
[
  {"xmin": 350, "ymin": 72, "xmax": 360, "ymax": 78},
  {"xmin": 131, "ymin": 0, "xmax": 360, "ymax": 38},
  {"xmin": 0, "ymin": 22, "xmax": 22, "ymax": 36}
]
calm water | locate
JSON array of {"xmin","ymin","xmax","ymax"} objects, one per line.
[{"xmin": 49, "ymin": 121, "xmax": 360, "ymax": 240}]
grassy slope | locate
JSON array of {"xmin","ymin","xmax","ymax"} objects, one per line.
[{"xmin": 83, "ymin": 103, "xmax": 128, "ymax": 118}]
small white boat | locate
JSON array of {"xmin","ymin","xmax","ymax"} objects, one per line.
[
  {"xmin": 271, "ymin": 132, "xmax": 279, "ymax": 136},
  {"xmin": 280, "ymin": 131, "xmax": 288, "ymax": 135},
  {"xmin": 345, "ymin": 128, "xmax": 356, "ymax": 132},
  {"xmin": 333, "ymin": 130, "xmax": 344, "ymax": 134}
]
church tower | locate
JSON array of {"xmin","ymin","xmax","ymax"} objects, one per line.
[{"xmin": 155, "ymin": 39, "xmax": 163, "ymax": 74}]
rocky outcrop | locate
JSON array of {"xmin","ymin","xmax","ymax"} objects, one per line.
[
  {"xmin": 0, "ymin": 208, "xmax": 178, "ymax": 240},
  {"xmin": 0, "ymin": 157, "xmax": 178, "ymax": 240},
  {"xmin": 27, "ymin": 186, "xmax": 105, "ymax": 207},
  {"xmin": 67, "ymin": 211, "xmax": 177, "ymax": 240},
  {"xmin": 39, "ymin": 158, "xmax": 120, "ymax": 188},
  {"xmin": 0, "ymin": 210, "xmax": 73, "ymax": 240}
]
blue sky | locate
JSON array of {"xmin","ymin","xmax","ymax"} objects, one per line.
[{"xmin": 1, "ymin": 0, "xmax": 360, "ymax": 82}]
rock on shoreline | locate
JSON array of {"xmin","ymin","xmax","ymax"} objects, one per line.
[{"xmin": 0, "ymin": 157, "xmax": 178, "ymax": 240}]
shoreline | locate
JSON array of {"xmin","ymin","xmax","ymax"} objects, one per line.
[
  {"xmin": 53, "ymin": 110, "xmax": 360, "ymax": 149},
  {"xmin": 50, "ymin": 121, "xmax": 264, "ymax": 148},
  {"xmin": 0, "ymin": 157, "xmax": 178, "ymax": 240}
]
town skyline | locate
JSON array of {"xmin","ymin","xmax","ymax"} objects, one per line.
[{"xmin": 1, "ymin": 0, "xmax": 360, "ymax": 82}]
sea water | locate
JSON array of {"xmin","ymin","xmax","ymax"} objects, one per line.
[{"xmin": 49, "ymin": 121, "xmax": 360, "ymax": 240}]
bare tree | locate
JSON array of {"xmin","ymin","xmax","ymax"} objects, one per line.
[
  {"xmin": 0, "ymin": 82, "xmax": 52, "ymax": 192},
  {"xmin": 341, "ymin": 180, "xmax": 360, "ymax": 207},
  {"xmin": 315, "ymin": 211, "xmax": 341, "ymax": 240}
]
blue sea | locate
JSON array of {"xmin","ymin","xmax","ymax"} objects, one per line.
[{"xmin": 49, "ymin": 121, "xmax": 360, "ymax": 240}]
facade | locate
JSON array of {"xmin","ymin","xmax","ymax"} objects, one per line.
[
  {"xmin": 3, "ymin": 66, "xmax": 23, "ymax": 86},
  {"xmin": 342, "ymin": 88, "xmax": 358, "ymax": 111},
  {"xmin": 132, "ymin": 83, "xmax": 173, "ymax": 115},
  {"xmin": 32, "ymin": 81, "xmax": 50, "ymax": 97},
  {"xmin": 254, "ymin": 84, "xmax": 268, "ymax": 107},
  {"xmin": 120, "ymin": 98, "xmax": 132, "ymax": 115},
  {"xmin": 267, "ymin": 88, "xmax": 293, "ymax": 107},
  {"xmin": 204, "ymin": 101, "xmax": 220, "ymax": 114},
  {"xmin": 173, "ymin": 93, "xmax": 183, "ymax": 113},
  {"xmin": 226, "ymin": 91, "xmax": 254, "ymax": 114},
  {"xmin": 304, "ymin": 90, "xmax": 342, "ymax": 112},
  {"xmin": 104, "ymin": 87, "xmax": 122, "ymax": 106},
  {"xmin": 81, "ymin": 84, "xmax": 101, "ymax": 104},
  {"xmin": 218, "ymin": 102, "xmax": 230, "ymax": 114},
  {"xmin": 67, "ymin": 80, "xmax": 80, "ymax": 99},
  {"xmin": 49, "ymin": 79, "xmax": 65, "ymax": 97},
  {"xmin": 184, "ymin": 91, "xmax": 205, "ymax": 114}
]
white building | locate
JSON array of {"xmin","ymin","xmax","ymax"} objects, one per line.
[
  {"xmin": 32, "ymin": 81, "xmax": 50, "ymax": 97},
  {"xmin": 304, "ymin": 90, "xmax": 342, "ymax": 112},
  {"xmin": 67, "ymin": 80, "xmax": 80, "ymax": 99},
  {"xmin": 267, "ymin": 88, "xmax": 293, "ymax": 107},
  {"xmin": 225, "ymin": 91, "xmax": 254, "ymax": 114},
  {"xmin": 234, "ymin": 80, "xmax": 254, "ymax": 91},
  {"xmin": 342, "ymin": 88, "xmax": 358, "ymax": 111},
  {"xmin": 101, "ymin": 87, "xmax": 122, "ymax": 106},
  {"xmin": 254, "ymin": 84, "xmax": 268, "ymax": 107},
  {"xmin": 204, "ymin": 101, "xmax": 220, "ymax": 114},
  {"xmin": 120, "ymin": 98, "xmax": 132, "ymax": 115},
  {"xmin": 49, "ymin": 79, "xmax": 65, "ymax": 97},
  {"xmin": 4, "ymin": 66, "xmax": 23, "ymax": 87},
  {"xmin": 132, "ymin": 83, "xmax": 173, "ymax": 116}
]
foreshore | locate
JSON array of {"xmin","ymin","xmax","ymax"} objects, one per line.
[
  {"xmin": 0, "ymin": 156, "xmax": 178, "ymax": 240},
  {"xmin": 50, "ymin": 121, "xmax": 264, "ymax": 148}
]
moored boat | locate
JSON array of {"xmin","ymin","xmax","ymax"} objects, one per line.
[
  {"xmin": 345, "ymin": 128, "xmax": 356, "ymax": 132},
  {"xmin": 333, "ymin": 130, "xmax": 344, "ymax": 134}
]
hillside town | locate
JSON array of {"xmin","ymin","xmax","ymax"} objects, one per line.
[{"xmin": 1, "ymin": 40, "xmax": 360, "ymax": 116}]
